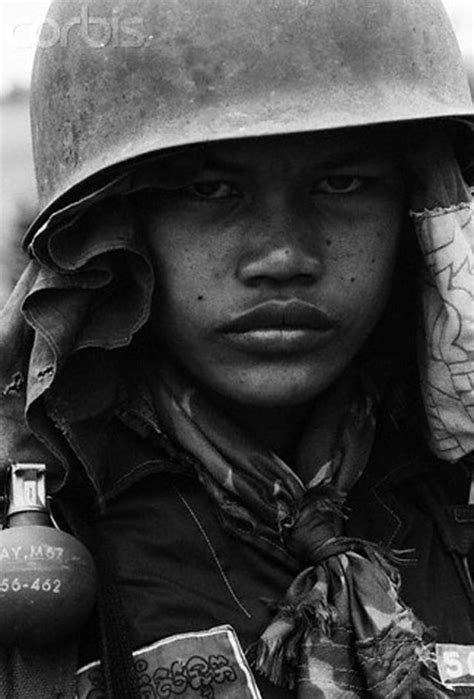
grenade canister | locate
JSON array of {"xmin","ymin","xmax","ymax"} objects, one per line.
[{"xmin": 0, "ymin": 464, "xmax": 97, "ymax": 647}]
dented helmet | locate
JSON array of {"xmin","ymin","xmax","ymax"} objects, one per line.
[{"xmin": 27, "ymin": 0, "xmax": 473, "ymax": 243}]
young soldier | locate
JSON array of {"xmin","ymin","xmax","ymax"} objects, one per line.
[{"xmin": 0, "ymin": 0, "xmax": 473, "ymax": 697}]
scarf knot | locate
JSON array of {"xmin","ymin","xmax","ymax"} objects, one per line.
[{"xmin": 284, "ymin": 484, "xmax": 347, "ymax": 565}]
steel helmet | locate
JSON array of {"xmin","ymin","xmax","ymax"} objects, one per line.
[{"xmin": 27, "ymin": 0, "xmax": 473, "ymax": 243}]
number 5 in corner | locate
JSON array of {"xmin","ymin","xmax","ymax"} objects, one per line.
[{"xmin": 436, "ymin": 644, "xmax": 474, "ymax": 687}]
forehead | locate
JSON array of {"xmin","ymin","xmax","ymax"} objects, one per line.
[{"xmin": 199, "ymin": 125, "xmax": 404, "ymax": 171}]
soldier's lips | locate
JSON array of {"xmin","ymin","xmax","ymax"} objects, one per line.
[{"xmin": 218, "ymin": 300, "xmax": 336, "ymax": 355}]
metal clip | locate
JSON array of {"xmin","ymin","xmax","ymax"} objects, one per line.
[{"xmin": 6, "ymin": 463, "xmax": 48, "ymax": 519}]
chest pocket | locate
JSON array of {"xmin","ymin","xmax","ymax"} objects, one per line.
[{"xmin": 76, "ymin": 625, "xmax": 262, "ymax": 698}]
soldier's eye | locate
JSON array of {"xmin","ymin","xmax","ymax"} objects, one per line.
[
  {"xmin": 315, "ymin": 176, "xmax": 365, "ymax": 194},
  {"xmin": 186, "ymin": 181, "xmax": 240, "ymax": 199}
]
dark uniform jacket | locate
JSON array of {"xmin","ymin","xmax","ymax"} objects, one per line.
[{"xmin": 55, "ymin": 364, "xmax": 474, "ymax": 699}]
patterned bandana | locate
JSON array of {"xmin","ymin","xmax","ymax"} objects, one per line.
[
  {"xmin": 407, "ymin": 127, "xmax": 474, "ymax": 462},
  {"xmin": 151, "ymin": 361, "xmax": 447, "ymax": 698}
]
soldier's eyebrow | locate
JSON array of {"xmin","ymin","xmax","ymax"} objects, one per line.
[
  {"xmin": 197, "ymin": 143, "xmax": 401, "ymax": 175},
  {"xmin": 317, "ymin": 147, "xmax": 402, "ymax": 171},
  {"xmin": 198, "ymin": 156, "xmax": 248, "ymax": 175},
  {"xmin": 197, "ymin": 152, "xmax": 382, "ymax": 175}
]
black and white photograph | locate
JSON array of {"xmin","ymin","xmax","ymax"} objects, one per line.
[{"xmin": 0, "ymin": 1, "xmax": 473, "ymax": 697}]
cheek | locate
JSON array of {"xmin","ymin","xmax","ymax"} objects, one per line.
[
  {"xmin": 147, "ymin": 225, "xmax": 232, "ymax": 335},
  {"xmin": 156, "ymin": 256, "xmax": 210, "ymax": 328},
  {"xmin": 325, "ymin": 217, "xmax": 401, "ymax": 325},
  {"xmin": 328, "ymin": 236, "xmax": 397, "ymax": 278}
]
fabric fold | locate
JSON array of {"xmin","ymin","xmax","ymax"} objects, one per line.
[{"xmin": 408, "ymin": 128, "xmax": 474, "ymax": 462}]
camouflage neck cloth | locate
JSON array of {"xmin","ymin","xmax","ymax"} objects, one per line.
[{"xmin": 151, "ymin": 362, "xmax": 445, "ymax": 698}]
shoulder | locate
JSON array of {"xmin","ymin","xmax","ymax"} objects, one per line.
[{"xmin": 346, "ymin": 421, "xmax": 474, "ymax": 643}]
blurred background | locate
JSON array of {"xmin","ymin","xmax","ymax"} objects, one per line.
[{"xmin": 0, "ymin": 0, "xmax": 473, "ymax": 306}]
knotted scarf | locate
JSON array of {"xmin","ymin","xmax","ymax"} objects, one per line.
[{"xmin": 150, "ymin": 361, "xmax": 446, "ymax": 698}]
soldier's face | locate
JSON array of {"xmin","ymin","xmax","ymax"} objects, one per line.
[{"xmin": 141, "ymin": 128, "xmax": 405, "ymax": 409}]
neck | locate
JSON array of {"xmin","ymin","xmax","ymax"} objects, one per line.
[
  {"xmin": 221, "ymin": 401, "xmax": 312, "ymax": 464},
  {"xmin": 203, "ymin": 374, "xmax": 355, "ymax": 481}
]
